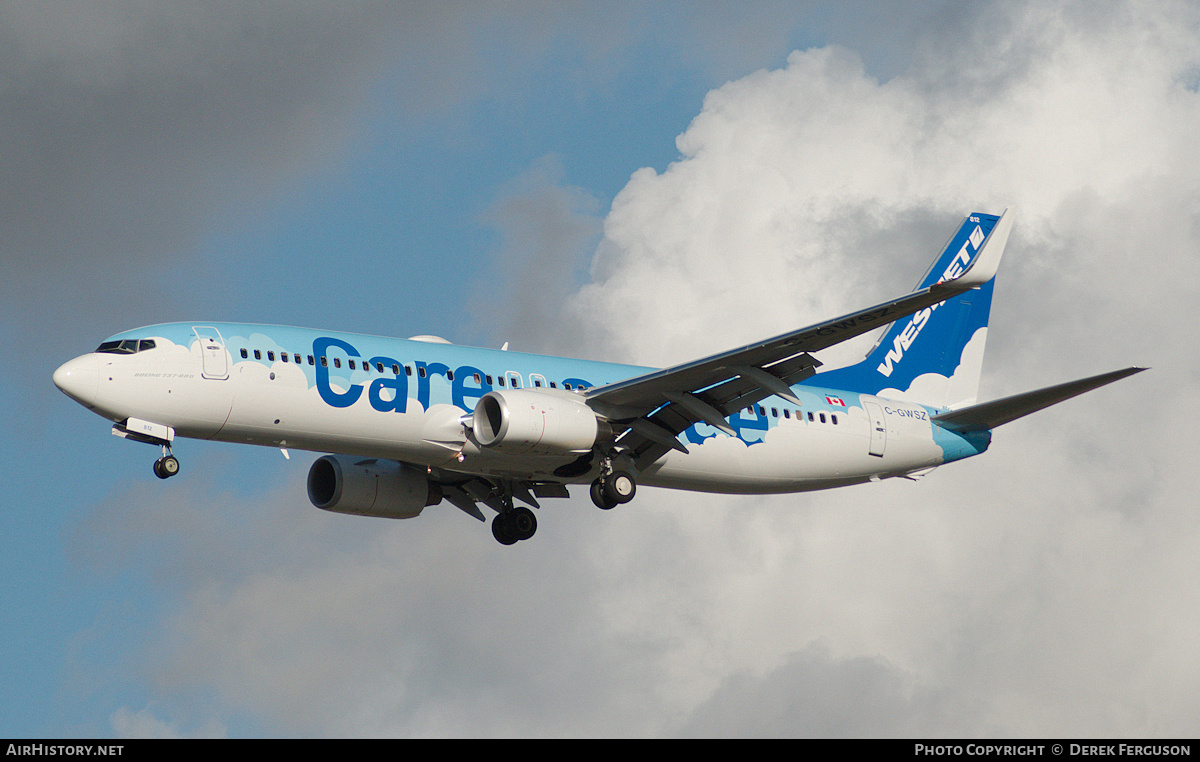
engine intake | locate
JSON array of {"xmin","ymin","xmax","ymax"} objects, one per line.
[
  {"xmin": 307, "ymin": 454, "xmax": 442, "ymax": 519},
  {"xmin": 472, "ymin": 389, "xmax": 603, "ymax": 456}
]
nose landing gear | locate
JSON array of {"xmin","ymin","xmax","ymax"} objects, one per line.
[
  {"xmin": 112, "ymin": 419, "xmax": 180, "ymax": 480},
  {"xmin": 153, "ymin": 445, "xmax": 180, "ymax": 479}
]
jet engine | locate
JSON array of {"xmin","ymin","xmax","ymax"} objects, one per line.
[
  {"xmin": 307, "ymin": 454, "xmax": 442, "ymax": 519},
  {"xmin": 471, "ymin": 388, "xmax": 606, "ymax": 456}
]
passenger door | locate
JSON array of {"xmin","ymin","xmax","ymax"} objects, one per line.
[
  {"xmin": 863, "ymin": 400, "xmax": 887, "ymax": 457},
  {"xmin": 193, "ymin": 326, "xmax": 229, "ymax": 380}
]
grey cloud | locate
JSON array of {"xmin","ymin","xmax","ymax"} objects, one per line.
[
  {"xmin": 1, "ymin": 2, "xmax": 411, "ymax": 390},
  {"xmin": 1, "ymin": 3, "xmax": 397, "ymax": 267},
  {"xmin": 471, "ymin": 155, "xmax": 602, "ymax": 355},
  {"xmin": 678, "ymin": 644, "xmax": 978, "ymax": 737}
]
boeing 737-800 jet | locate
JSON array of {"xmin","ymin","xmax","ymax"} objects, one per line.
[{"xmin": 54, "ymin": 209, "xmax": 1144, "ymax": 544}]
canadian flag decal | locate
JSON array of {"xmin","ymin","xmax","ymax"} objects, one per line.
[{"xmin": 825, "ymin": 395, "xmax": 846, "ymax": 406}]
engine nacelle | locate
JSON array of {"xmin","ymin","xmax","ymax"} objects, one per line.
[
  {"xmin": 307, "ymin": 454, "xmax": 442, "ymax": 519},
  {"xmin": 471, "ymin": 388, "xmax": 603, "ymax": 456}
]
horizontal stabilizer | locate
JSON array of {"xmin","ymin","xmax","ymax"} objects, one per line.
[{"xmin": 932, "ymin": 367, "xmax": 1147, "ymax": 432}]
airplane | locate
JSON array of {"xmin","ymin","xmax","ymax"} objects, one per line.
[{"xmin": 53, "ymin": 209, "xmax": 1145, "ymax": 545}]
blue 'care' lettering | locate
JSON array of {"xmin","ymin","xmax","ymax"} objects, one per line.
[
  {"xmin": 312, "ymin": 336, "xmax": 589, "ymax": 413},
  {"xmin": 314, "ymin": 336, "xmax": 363, "ymax": 408}
]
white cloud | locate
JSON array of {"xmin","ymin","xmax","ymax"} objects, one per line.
[{"xmin": 561, "ymin": 0, "xmax": 1200, "ymax": 736}]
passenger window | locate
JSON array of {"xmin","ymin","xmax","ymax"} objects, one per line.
[
  {"xmin": 832, "ymin": 414, "xmax": 838, "ymax": 425},
  {"xmin": 295, "ymin": 354, "xmax": 302, "ymax": 364},
  {"xmin": 334, "ymin": 358, "xmax": 341, "ymax": 369},
  {"xmin": 819, "ymin": 413, "xmax": 826, "ymax": 423},
  {"xmin": 254, "ymin": 350, "xmax": 262, "ymax": 360},
  {"xmin": 808, "ymin": 412, "xmax": 814, "ymax": 422},
  {"xmin": 348, "ymin": 360, "xmax": 355, "ymax": 370},
  {"xmin": 281, "ymin": 353, "xmax": 289, "ymax": 362},
  {"xmin": 308, "ymin": 355, "xmax": 315, "ymax": 365},
  {"xmin": 771, "ymin": 408, "xmax": 778, "ymax": 417},
  {"xmin": 240, "ymin": 349, "xmax": 248, "ymax": 359},
  {"xmin": 321, "ymin": 357, "xmax": 328, "ymax": 367},
  {"xmin": 268, "ymin": 351, "xmax": 275, "ymax": 362}
]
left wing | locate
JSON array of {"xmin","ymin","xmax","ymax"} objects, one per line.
[
  {"xmin": 931, "ymin": 367, "xmax": 1147, "ymax": 432},
  {"xmin": 584, "ymin": 208, "xmax": 1015, "ymax": 467}
]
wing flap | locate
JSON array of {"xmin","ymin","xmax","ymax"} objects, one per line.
[{"xmin": 442, "ymin": 485, "xmax": 487, "ymax": 522}]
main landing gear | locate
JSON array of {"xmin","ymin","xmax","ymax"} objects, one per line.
[
  {"xmin": 153, "ymin": 445, "xmax": 180, "ymax": 480},
  {"xmin": 486, "ymin": 482, "xmax": 538, "ymax": 545},
  {"xmin": 590, "ymin": 467, "xmax": 636, "ymax": 510},
  {"xmin": 492, "ymin": 505, "xmax": 537, "ymax": 545}
]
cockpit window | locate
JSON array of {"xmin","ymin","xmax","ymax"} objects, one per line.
[
  {"xmin": 95, "ymin": 339, "xmax": 156, "ymax": 355},
  {"xmin": 96, "ymin": 340, "xmax": 137, "ymax": 354}
]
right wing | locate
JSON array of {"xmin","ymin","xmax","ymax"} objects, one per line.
[{"xmin": 585, "ymin": 209, "xmax": 1016, "ymax": 467}]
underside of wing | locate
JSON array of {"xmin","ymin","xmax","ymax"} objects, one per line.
[{"xmin": 434, "ymin": 472, "xmax": 572, "ymax": 522}]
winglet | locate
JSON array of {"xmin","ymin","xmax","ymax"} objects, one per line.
[{"xmin": 946, "ymin": 206, "xmax": 1014, "ymax": 290}]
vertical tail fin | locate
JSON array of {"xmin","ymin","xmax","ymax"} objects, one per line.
[{"xmin": 816, "ymin": 212, "xmax": 1004, "ymax": 409}]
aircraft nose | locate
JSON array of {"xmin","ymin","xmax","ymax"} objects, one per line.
[{"xmin": 53, "ymin": 354, "xmax": 100, "ymax": 408}]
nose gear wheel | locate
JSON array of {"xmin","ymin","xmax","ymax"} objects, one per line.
[{"xmin": 153, "ymin": 445, "xmax": 180, "ymax": 479}]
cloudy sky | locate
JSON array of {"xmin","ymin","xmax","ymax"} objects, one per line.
[{"xmin": 5, "ymin": 0, "xmax": 1198, "ymax": 738}]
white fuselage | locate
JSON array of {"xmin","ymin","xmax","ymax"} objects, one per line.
[{"xmin": 54, "ymin": 323, "xmax": 983, "ymax": 495}]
